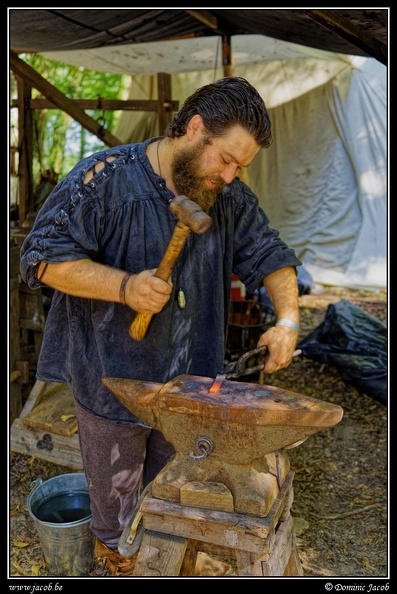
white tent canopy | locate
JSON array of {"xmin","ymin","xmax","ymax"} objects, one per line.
[{"xmin": 42, "ymin": 34, "xmax": 387, "ymax": 290}]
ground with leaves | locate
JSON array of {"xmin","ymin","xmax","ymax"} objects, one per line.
[{"xmin": 9, "ymin": 286, "xmax": 388, "ymax": 578}]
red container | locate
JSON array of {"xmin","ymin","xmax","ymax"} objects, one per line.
[{"xmin": 231, "ymin": 274, "xmax": 246, "ymax": 300}]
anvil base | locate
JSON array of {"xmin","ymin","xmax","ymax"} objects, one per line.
[
  {"xmin": 129, "ymin": 470, "xmax": 303, "ymax": 576},
  {"xmin": 151, "ymin": 450, "xmax": 290, "ymax": 517}
]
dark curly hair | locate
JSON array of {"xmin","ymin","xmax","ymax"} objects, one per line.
[{"xmin": 165, "ymin": 76, "xmax": 272, "ymax": 149}]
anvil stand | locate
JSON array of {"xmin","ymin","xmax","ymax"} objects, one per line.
[
  {"xmin": 118, "ymin": 454, "xmax": 303, "ymax": 577},
  {"xmin": 105, "ymin": 372, "xmax": 343, "ymax": 577}
]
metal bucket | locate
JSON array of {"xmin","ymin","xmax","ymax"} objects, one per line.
[{"xmin": 27, "ymin": 473, "xmax": 95, "ymax": 576}]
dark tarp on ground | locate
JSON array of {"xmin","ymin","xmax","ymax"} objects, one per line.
[{"xmin": 298, "ymin": 299, "xmax": 387, "ymax": 405}]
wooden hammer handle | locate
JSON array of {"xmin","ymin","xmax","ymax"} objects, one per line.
[{"xmin": 129, "ymin": 221, "xmax": 191, "ymax": 340}]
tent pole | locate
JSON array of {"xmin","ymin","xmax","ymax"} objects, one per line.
[{"xmin": 222, "ymin": 34, "xmax": 234, "ymax": 77}]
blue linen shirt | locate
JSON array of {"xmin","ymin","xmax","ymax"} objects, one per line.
[{"xmin": 20, "ymin": 138, "xmax": 301, "ymax": 426}]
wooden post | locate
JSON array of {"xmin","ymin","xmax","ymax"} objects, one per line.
[
  {"xmin": 9, "ymin": 246, "xmax": 23, "ymax": 424},
  {"xmin": 157, "ymin": 73, "xmax": 176, "ymax": 136},
  {"xmin": 16, "ymin": 77, "xmax": 34, "ymax": 225},
  {"xmin": 222, "ymin": 34, "xmax": 234, "ymax": 77}
]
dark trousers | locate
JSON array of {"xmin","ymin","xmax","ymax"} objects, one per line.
[{"xmin": 75, "ymin": 401, "xmax": 175, "ymax": 550}]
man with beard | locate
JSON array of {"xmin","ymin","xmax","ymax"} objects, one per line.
[{"xmin": 20, "ymin": 77, "xmax": 302, "ymax": 576}]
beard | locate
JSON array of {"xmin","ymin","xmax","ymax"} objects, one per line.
[{"xmin": 171, "ymin": 139, "xmax": 226, "ymax": 211}]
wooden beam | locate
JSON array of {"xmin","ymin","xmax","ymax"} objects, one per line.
[
  {"xmin": 11, "ymin": 98, "xmax": 179, "ymax": 112},
  {"xmin": 10, "ymin": 50, "xmax": 123, "ymax": 147},
  {"xmin": 184, "ymin": 10, "xmax": 218, "ymax": 30},
  {"xmin": 301, "ymin": 10, "xmax": 387, "ymax": 66}
]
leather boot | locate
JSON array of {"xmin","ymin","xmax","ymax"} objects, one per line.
[
  {"xmin": 92, "ymin": 538, "xmax": 137, "ymax": 576},
  {"xmin": 92, "ymin": 539, "xmax": 233, "ymax": 576}
]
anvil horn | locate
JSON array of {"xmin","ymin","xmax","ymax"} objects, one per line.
[{"xmin": 102, "ymin": 377, "xmax": 161, "ymax": 429}]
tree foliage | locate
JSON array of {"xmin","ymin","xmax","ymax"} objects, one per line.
[{"xmin": 20, "ymin": 53, "xmax": 129, "ymax": 190}]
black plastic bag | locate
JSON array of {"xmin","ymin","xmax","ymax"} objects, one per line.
[{"xmin": 298, "ymin": 299, "xmax": 388, "ymax": 405}]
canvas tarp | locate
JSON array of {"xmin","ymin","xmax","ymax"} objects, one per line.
[{"xmin": 42, "ymin": 34, "xmax": 387, "ymax": 290}]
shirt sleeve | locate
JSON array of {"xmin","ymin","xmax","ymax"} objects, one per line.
[
  {"xmin": 229, "ymin": 180, "xmax": 302, "ymax": 293},
  {"xmin": 20, "ymin": 174, "xmax": 103, "ymax": 289}
]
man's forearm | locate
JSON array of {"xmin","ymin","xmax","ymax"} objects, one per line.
[
  {"xmin": 36, "ymin": 259, "xmax": 127, "ymax": 303},
  {"xmin": 263, "ymin": 267, "xmax": 300, "ymax": 324},
  {"xmin": 36, "ymin": 259, "xmax": 172, "ymax": 314}
]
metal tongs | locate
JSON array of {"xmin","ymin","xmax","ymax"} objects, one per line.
[{"xmin": 209, "ymin": 345, "xmax": 269, "ymax": 393}]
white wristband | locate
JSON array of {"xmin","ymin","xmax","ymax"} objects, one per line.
[{"xmin": 275, "ymin": 318, "xmax": 300, "ymax": 333}]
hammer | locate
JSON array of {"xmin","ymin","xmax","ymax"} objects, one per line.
[{"xmin": 129, "ymin": 195, "xmax": 212, "ymax": 340}]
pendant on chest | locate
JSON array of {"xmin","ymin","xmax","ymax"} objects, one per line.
[{"xmin": 177, "ymin": 288, "xmax": 186, "ymax": 309}]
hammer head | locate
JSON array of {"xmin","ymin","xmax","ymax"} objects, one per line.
[{"xmin": 170, "ymin": 195, "xmax": 212, "ymax": 234}]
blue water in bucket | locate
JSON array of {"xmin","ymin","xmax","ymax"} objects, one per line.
[{"xmin": 27, "ymin": 473, "xmax": 95, "ymax": 576}]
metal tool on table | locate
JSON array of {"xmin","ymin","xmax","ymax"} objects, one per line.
[
  {"xmin": 209, "ymin": 345, "xmax": 269, "ymax": 393},
  {"xmin": 129, "ymin": 195, "xmax": 212, "ymax": 341},
  {"xmin": 209, "ymin": 345, "xmax": 302, "ymax": 393}
]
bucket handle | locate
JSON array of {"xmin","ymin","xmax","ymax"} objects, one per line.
[{"xmin": 29, "ymin": 478, "xmax": 43, "ymax": 492}]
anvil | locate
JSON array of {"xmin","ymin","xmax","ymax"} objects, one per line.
[{"xmin": 103, "ymin": 375, "xmax": 343, "ymax": 517}]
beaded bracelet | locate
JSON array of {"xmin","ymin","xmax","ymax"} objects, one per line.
[
  {"xmin": 119, "ymin": 271, "xmax": 133, "ymax": 305},
  {"xmin": 275, "ymin": 318, "xmax": 300, "ymax": 333}
]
